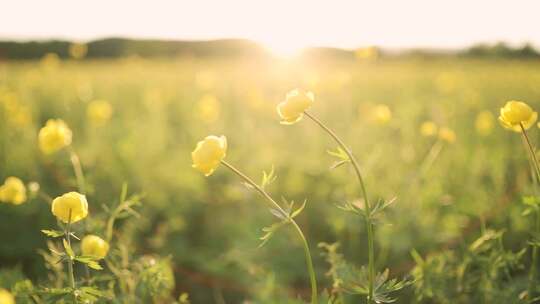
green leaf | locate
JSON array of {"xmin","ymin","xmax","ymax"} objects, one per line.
[
  {"xmin": 261, "ymin": 165, "xmax": 277, "ymax": 189},
  {"xmin": 269, "ymin": 208, "xmax": 286, "ymax": 220},
  {"xmin": 178, "ymin": 292, "xmax": 191, "ymax": 304},
  {"xmin": 75, "ymin": 256, "xmax": 103, "ymax": 270},
  {"xmin": 258, "ymin": 221, "xmax": 288, "ymax": 248},
  {"xmin": 327, "ymin": 146, "xmax": 350, "ymax": 161},
  {"xmin": 80, "ymin": 286, "xmax": 106, "ymax": 297},
  {"xmin": 291, "ymin": 199, "xmax": 307, "ymax": 219},
  {"xmin": 370, "ymin": 197, "xmax": 397, "ymax": 219},
  {"xmin": 336, "ymin": 201, "xmax": 363, "ymax": 216},
  {"xmin": 523, "ymin": 196, "xmax": 540, "ymax": 208},
  {"xmin": 62, "ymin": 239, "xmax": 74, "ymax": 258},
  {"xmin": 330, "ymin": 159, "xmax": 350, "ymax": 170},
  {"xmin": 41, "ymin": 229, "xmax": 64, "ymax": 238}
]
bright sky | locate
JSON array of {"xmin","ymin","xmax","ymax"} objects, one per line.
[{"xmin": 2, "ymin": 0, "xmax": 540, "ymax": 55}]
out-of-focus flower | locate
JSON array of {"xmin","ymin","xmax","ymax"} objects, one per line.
[
  {"xmin": 277, "ymin": 89, "xmax": 314, "ymax": 125},
  {"xmin": 439, "ymin": 127, "xmax": 456, "ymax": 143},
  {"xmin": 69, "ymin": 43, "xmax": 88, "ymax": 59},
  {"xmin": 355, "ymin": 46, "xmax": 379, "ymax": 61},
  {"xmin": 435, "ymin": 73, "xmax": 457, "ymax": 94},
  {"xmin": 38, "ymin": 119, "xmax": 72, "ymax": 154},
  {"xmin": 420, "ymin": 121, "xmax": 438, "ymax": 137},
  {"xmin": 192, "ymin": 135, "xmax": 227, "ymax": 176},
  {"xmin": 475, "ymin": 111, "xmax": 494, "ymax": 136},
  {"xmin": 499, "ymin": 100, "xmax": 537, "ymax": 132},
  {"xmin": 1, "ymin": 92, "xmax": 31, "ymax": 127},
  {"xmin": 28, "ymin": 182, "xmax": 40, "ymax": 199},
  {"xmin": 87, "ymin": 100, "xmax": 113, "ymax": 126},
  {"xmin": 0, "ymin": 177, "xmax": 26, "ymax": 205},
  {"xmin": 51, "ymin": 192, "xmax": 88, "ymax": 223},
  {"xmin": 0, "ymin": 289, "xmax": 14, "ymax": 304},
  {"xmin": 81, "ymin": 235, "xmax": 109, "ymax": 259},
  {"xmin": 195, "ymin": 94, "xmax": 220, "ymax": 123},
  {"xmin": 41, "ymin": 52, "xmax": 61, "ymax": 70},
  {"xmin": 371, "ymin": 104, "xmax": 392, "ymax": 125}
]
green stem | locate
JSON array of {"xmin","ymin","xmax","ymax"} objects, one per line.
[
  {"xmin": 419, "ymin": 139, "xmax": 444, "ymax": 177},
  {"xmin": 304, "ymin": 111, "xmax": 375, "ymax": 304},
  {"xmin": 530, "ymin": 210, "xmax": 540, "ymax": 296},
  {"xmin": 220, "ymin": 160, "xmax": 318, "ymax": 304},
  {"xmin": 520, "ymin": 123, "xmax": 540, "ymax": 298},
  {"xmin": 65, "ymin": 209, "xmax": 77, "ymax": 303},
  {"xmin": 68, "ymin": 147, "xmax": 86, "ymax": 195}
]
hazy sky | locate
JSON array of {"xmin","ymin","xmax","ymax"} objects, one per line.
[{"xmin": 2, "ymin": 0, "xmax": 540, "ymax": 54}]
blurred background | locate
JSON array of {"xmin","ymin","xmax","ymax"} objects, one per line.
[{"xmin": 1, "ymin": 1, "xmax": 540, "ymax": 302}]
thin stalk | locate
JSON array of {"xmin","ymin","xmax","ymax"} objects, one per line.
[
  {"xmin": 304, "ymin": 111, "xmax": 375, "ymax": 304},
  {"xmin": 68, "ymin": 147, "xmax": 86, "ymax": 195},
  {"xmin": 419, "ymin": 139, "xmax": 444, "ymax": 177},
  {"xmin": 531, "ymin": 210, "xmax": 540, "ymax": 296},
  {"xmin": 65, "ymin": 209, "xmax": 77, "ymax": 303},
  {"xmin": 520, "ymin": 123, "xmax": 540, "ymax": 298},
  {"xmin": 220, "ymin": 160, "xmax": 318, "ymax": 304}
]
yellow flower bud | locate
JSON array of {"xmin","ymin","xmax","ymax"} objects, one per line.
[
  {"xmin": 38, "ymin": 119, "xmax": 72, "ymax": 154},
  {"xmin": 69, "ymin": 43, "xmax": 88, "ymax": 59},
  {"xmin": 475, "ymin": 111, "xmax": 494, "ymax": 136},
  {"xmin": 196, "ymin": 94, "xmax": 220, "ymax": 124},
  {"xmin": 87, "ymin": 100, "xmax": 113, "ymax": 126},
  {"xmin": 420, "ymin": 121, "xmax": 438, "ymax": 137},
  {"xmin": 0, "ymin": 176, "xmax": 27, "ymax": 205},
  {"xmin": 277, "ymin": 89, "xmax": 314, "ymax": 125},
  {"xmin": 0, "ymin": 288, "xmax": 15, "ymax": 304},
  {"xmin": 438, "ymin": 127, "xmax": 456, "ymax": 143},
  {"xmin": 371, "ymin": 104, "xmax": 392, "ymax": 124},
  {"xmin": 499, "ymin": 100, "xmax": 537, "ymax": 132},
  {"xmin": 81, "ymin": 235, "xmax": 109, "ymax": 259},
  {"xmin": 192, "ymin": 135, "xmax": 227, "ymax": 176},
  {"xmin": 51, "ymin": 192, "xmax": 88, "ymax": 223}
]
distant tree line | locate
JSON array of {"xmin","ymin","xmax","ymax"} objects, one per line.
[
  {"xmin": 0, "ymin": 38, "xmax": 538, "ymax": 60},
  {"xmin": 0, "ymin": 38, "xmax": 268, "ymax": 60},
  {"xmin": 461, "ymin": 42, "xmax": 540, "ymax": 58}
]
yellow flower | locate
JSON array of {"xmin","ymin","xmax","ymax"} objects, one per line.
[
  {"xmin": 38, "ymin": 119, "xmax": 72, "ymax": 154},
  {"xmin": 51, "ymin": 192, "xmax": 88, "ymax": 223},
  {"xmin": 371, "ymin": 104, "xmax": 392, "ymax": 124},
  {"xmin": 196, "ymin": 94, "xmax": 220, "ymax": 123},
  {"xmin": 499, "ymin": 100, "xmax": 537, "ymax": 132},
  {"xmin": 0, "ymin": 288, "xmax": 15, "ymax": 304},
  {"xmin": 69, "ymin": 43, "xmax": 88, "ymax": 59},
  {"xmin": 0, "ymin": 176, "xmax": 27, "ymax": 205},
  {"xmin": 439, "ymin": 127, "xmax": 456, "ymax": 143},
  {"xmin": 40, "ymin": 52, "xmax": 61, "ymax": 70},
  {"xmin": 420, "ymin": 121, "xmax": 438, "ymax": 137},
  {"xmin": 87, "ymin": 100, "xmax": 113, "ymax": 126},
  {"xmin": 355, "ymin": 46, "xmax": 379, "ymax": 61},
  {"xmin": 81, "ymin": 235, "xmax": 109, "ymax": 259},
  {"xmin": 192, "ymin": 136, "xmax": 227, "ymax": 176},
  {"xmin": 475, "ymin": 111, "xmax": 494, "ymax": 136},
  {"xmin": 277, "ymin": 89, "xmax": 314, "ymax": 125}
]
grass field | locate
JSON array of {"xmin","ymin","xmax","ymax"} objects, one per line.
[{"xmin": 1, "ymin": 55, "xmax": 540, "ymax": 303}]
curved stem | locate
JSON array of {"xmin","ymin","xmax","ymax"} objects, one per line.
[
  {"xmin": 220, "ymin": 160, "xmax": 318, "ymax": 304},
  {"xmin": 520, "ymin": 123, "xmax": 540, "ymax": 298},
  {"xmin": 65, "ymin": 210, "xmax": 77, "ymax": 303},
  {"xmin": 304, "ymin": 111, "xmax": 375, "ymax": 303},
  {"xmin": 68, "ymin": 147, "xmax": 86, "ymax": 195}
]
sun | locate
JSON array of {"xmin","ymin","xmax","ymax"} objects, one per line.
[{"xmin": 258, "ymin": 37, "xmax": 306, "ymax": 59}]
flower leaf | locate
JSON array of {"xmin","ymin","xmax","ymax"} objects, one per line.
[
  {"xmin": 62, "ymin": 239, "xmax": 74, "ymax": 258},
  {"xmin": 75, "ymin": 256, "xmax": 103, "ymax": 270},
  {"xmin": 291, "ymin": 199, "xmax": 307, "ymax": 219},
  {"xmin": 41, "ymin": 229, "xmax": 65, "ymax": 238}
]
